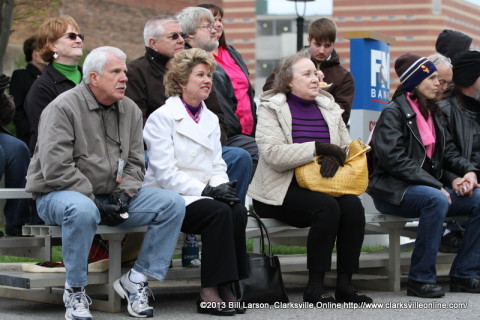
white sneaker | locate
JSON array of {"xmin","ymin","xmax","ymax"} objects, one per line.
[
  {"xmin": 63, "ymin": 287, "xmax": 92, "ymax": 320},
  {"xmin": 113, "ymin": 271, "xmax": 154, "ymax": 317}
]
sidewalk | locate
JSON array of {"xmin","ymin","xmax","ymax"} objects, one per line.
[{"xmin": 0, "ymin": 277, "xmax": 477, "ymax": 320}]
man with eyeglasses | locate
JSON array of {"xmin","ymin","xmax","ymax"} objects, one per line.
[
  {"xmin": 428, "ymin": 53, "xmax": 453, "ymax": 100},
  {"xmin": 126, "ymin": 13, "xmax": 253, "ymax": 205},
  {"xmin": 126, "ymin": 15, "xmax": 229, "ymax": 144},
  {"xmin": 438, "ymin": 51, "xmax": 480, "ymax": 262},
  {"xmin": 176, "ymin": 7, "xmax": 257, "ymax": 204}
]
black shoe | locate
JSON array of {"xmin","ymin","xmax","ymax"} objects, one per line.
[
  {"xmin": 450, "ymin": 276, "xmax": 480, "ymax": 293},
  {"xmin": 303, "ymin": 287, "xmax": 336, "ymax": 303},
  {"xmin": 233, "ymin": 302, "xmax": 246, "ymax": 314},
  {"xmin": 439, "ymin": 232, "xmax": 461, "ymax": 253},
  {"xmin": 196, "ymin": 297, "xmax": 235, "ymax": 316},
  {"xmin": 5, "ymin": 225, "xmax": 24, "ymax": 237},
  {"xmin": 407, "ymin": 280, "xmax": 445, "ymax": 298},
  {"xmin": 335, "ymin": 290, "xmax": 373, "ymax": 304}
]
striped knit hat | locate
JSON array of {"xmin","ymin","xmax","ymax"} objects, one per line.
[{"xmin": 395, "ymin": 53, "xmax": 437, "ymax": 92}]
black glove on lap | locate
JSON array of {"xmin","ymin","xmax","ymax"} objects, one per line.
[
  {"xmin": 315, "ymin": 141, "xmax": 346, "ymax": 165},
  {"xmin": 109, "ymin": 192, "xmax": 131, "ymax": 213},
  {"xmin": 201, "ymin": 180, "xmax": 240, "ymax": 204},
  {"xmin": 318, "ymin": 155, "xmax": 341, "ymax": 178},
  {"xmin": 94, "ymin": 198, "xmax": 127, "ymax": 226}
]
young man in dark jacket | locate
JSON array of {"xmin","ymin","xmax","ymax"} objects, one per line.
[{"xmin": 264, "ymin": 18, "xmax": 354, "ymax": 125}]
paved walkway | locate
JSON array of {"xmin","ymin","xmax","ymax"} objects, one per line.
[{"xmin": 0, "ymin": 278, "xmax": 478, "ymax": 320}]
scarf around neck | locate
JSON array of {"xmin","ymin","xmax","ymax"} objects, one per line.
[{"xmin": 407, "ymin": 92, "xmax": 436, "ymax": 159}]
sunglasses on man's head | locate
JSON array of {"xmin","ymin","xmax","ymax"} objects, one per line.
[
  {"xmin": 167, "ymin": 32, "xmax": 187, "ymax": 40},
  {"xmin": 62, "ymin": 32, "xmax": 85, "ymax": 41}
]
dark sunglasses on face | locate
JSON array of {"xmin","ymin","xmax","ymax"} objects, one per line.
[
  {"xmin": 62, "ymin": 32, "xmax": 85, "ymax": 41},
  {"xmin": 167, "ymin": 32, "xmax": 187, "ymax": 40}
]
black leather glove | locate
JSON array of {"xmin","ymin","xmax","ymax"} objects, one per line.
[
  {"xmin": 201, "ymin": 180, "xmax": 240, "ymax": 205},
  {"xmin": 94, "ymin": 198, "xmax": 127, "ymax": 226},
  {"xmin": 0, "ymin": 74, "xmax": 10, "ymax": 95},
  {"xmin": 315, "ymin": 141, "xmax": 346, "ymax": 165},
  {"xmin": 318, "ymin": 155, "xmax": 340, "ymax": 178},
  {"xmin": 109, "ymin": 192, "xmax": 131, "ymax": 213}
]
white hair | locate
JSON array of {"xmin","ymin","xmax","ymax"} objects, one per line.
[
  {"xmin": 428, "ymin": 52, "xmax": 452, "ymax": 70},
  {"xmin": 176, "ymin": 7, "xmax": 214, "ymax": 36},
  {"xmin": 143, "ymin": 15, "xmax": 178, "ymax": 46},
  {"xmin": 83, "ymin": 46, "xmax": 126, "ymax": 84}
]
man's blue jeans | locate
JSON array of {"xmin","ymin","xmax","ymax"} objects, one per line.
[
  {"xmin": 222, "ymin": 146, "xmax": 252, "ymax": 206},
  {"xmin": 0, "ymin": 132, "xmax": 30, "ymax": 226},
  {"xmin": 373, "ymin": 185, "xmax": 480, "ymax": 283},
  {"xmin": 36, "ymin": 188, "xmax": 185, "ymax": 287}
]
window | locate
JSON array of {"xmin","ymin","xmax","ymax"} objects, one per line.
[{"xmin": 257, "ymin": 60, "xmax": 278, "ymax": 78}]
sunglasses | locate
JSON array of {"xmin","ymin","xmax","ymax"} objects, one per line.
[
  {"xmin": 62, "ymin": 32, "xmax": 85, "ymax": 41},
  {"xmin": 166, "ymin": 32, "xmax": 187, "ymax": 40}
]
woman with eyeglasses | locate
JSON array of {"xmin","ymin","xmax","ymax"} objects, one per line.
[
  {"xmin": 25, "ymin": 15, "xmax": 84, "ymax": 153},
  {"xmin": 23, "ymin": 15, "xmax": 110, "ymax": 266}
]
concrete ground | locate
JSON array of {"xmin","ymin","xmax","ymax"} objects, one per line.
[{"xmin": 0, "ymin": 276, "xmax": 478, "ymax": 320}]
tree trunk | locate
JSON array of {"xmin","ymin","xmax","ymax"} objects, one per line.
[{"xmin": 0, "ymin": 0, "xmax": 15, "ymax": 72}]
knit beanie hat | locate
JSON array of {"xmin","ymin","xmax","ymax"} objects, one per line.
[
  {"xmin": 452, "ymin": 50, "xmax": 480, "ymax": 87},
  {"xmin": 395, "ymin": 53, "xmax": 437, "ymax": 92},
  {"xmin": 435, "ymin": 29, "xmax": 473, "ymax": 60}
]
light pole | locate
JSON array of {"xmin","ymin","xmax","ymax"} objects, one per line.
[{"xmin": 286, "ymin": 0, "xmax": 314, "ymax": 51}]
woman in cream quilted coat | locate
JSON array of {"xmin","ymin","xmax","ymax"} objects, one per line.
[{"xmin": 248, "ymin": 51, "xmax": 372, "ymax": 305}]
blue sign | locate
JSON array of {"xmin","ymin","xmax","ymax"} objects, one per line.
[{"xmin": 350, "ymin": 39, "xmax": 390, "ymax": 111}]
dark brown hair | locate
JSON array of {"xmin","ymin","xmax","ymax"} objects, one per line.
[{"xmin": 308, "ymin": 18, "xmax": 336, "ymax": 44}]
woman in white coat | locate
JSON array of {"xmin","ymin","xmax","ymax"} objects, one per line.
[
  {"xmin": 143, "ymin": 48, "xmax": 248, "ymax": 316},
  {"xmin": 250, "ymin": 51, "xmax": 372, "ymax": 305}
]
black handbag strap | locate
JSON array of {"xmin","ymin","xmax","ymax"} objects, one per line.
[{"xmin": 248, "ymin": 211, "xmax": 273, "ymax": 256}]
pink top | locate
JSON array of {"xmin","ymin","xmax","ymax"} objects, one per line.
[
  {"xmin": 407, "ymin": 93, "xmax": 436, "ymax": 159},
  {"xmin": 214, "ymin": 47, "xmax": 254, "ymax": 135}
]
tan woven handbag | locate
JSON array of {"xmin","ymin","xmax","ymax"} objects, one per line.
[{"xmin": 295, "ymin": 138, "xmax": 371, "ymax": 197}]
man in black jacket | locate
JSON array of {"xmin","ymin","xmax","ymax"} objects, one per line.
[
  {"xmin": 439, "ymin": 50, "xmax": 480, "ymax": 253},
  {"xmin": 176, "ymin": 7, "xmax": 258, "ymax": 186}
]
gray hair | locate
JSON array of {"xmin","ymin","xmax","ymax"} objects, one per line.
[
  {"xmin": 143, "ymin": 15, "xmax": 178, "ymax": 46},
  {"xmin": 272, "ymin": 50, "xmax": 312, "ymax": 94},
  {"xmin": 176, "ymin": 6, "xmax": 214, "ymax": 36},
  {"xmin": 83, "ymin": 46, "xmax": 126, "ymax": 84},
  {"xmin": 428, "ymin": 53, "xmax": 453, "ymax": 70}
]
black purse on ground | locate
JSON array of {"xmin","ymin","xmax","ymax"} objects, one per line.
[{"xmin": 235, "ymin": 211, "xmax": 289, "ymax": 304}]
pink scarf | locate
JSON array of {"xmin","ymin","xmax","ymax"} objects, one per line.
[{"xmin": 407, "ymin": 93, "xmax": 436, "ymax": 159}]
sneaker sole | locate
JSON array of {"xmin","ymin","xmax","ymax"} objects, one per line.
[
  {"xmin": 65, "ymin": 313, "xmax": 92, "ymax": 320},
  {"xmin": 113, "ymin": 279, "xmax": 151, "ymax": 318}
]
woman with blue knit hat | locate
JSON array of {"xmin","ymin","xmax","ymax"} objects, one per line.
[{"xmin": 367, "ymin": 53, "xmax": 480, "ymax": 298}]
